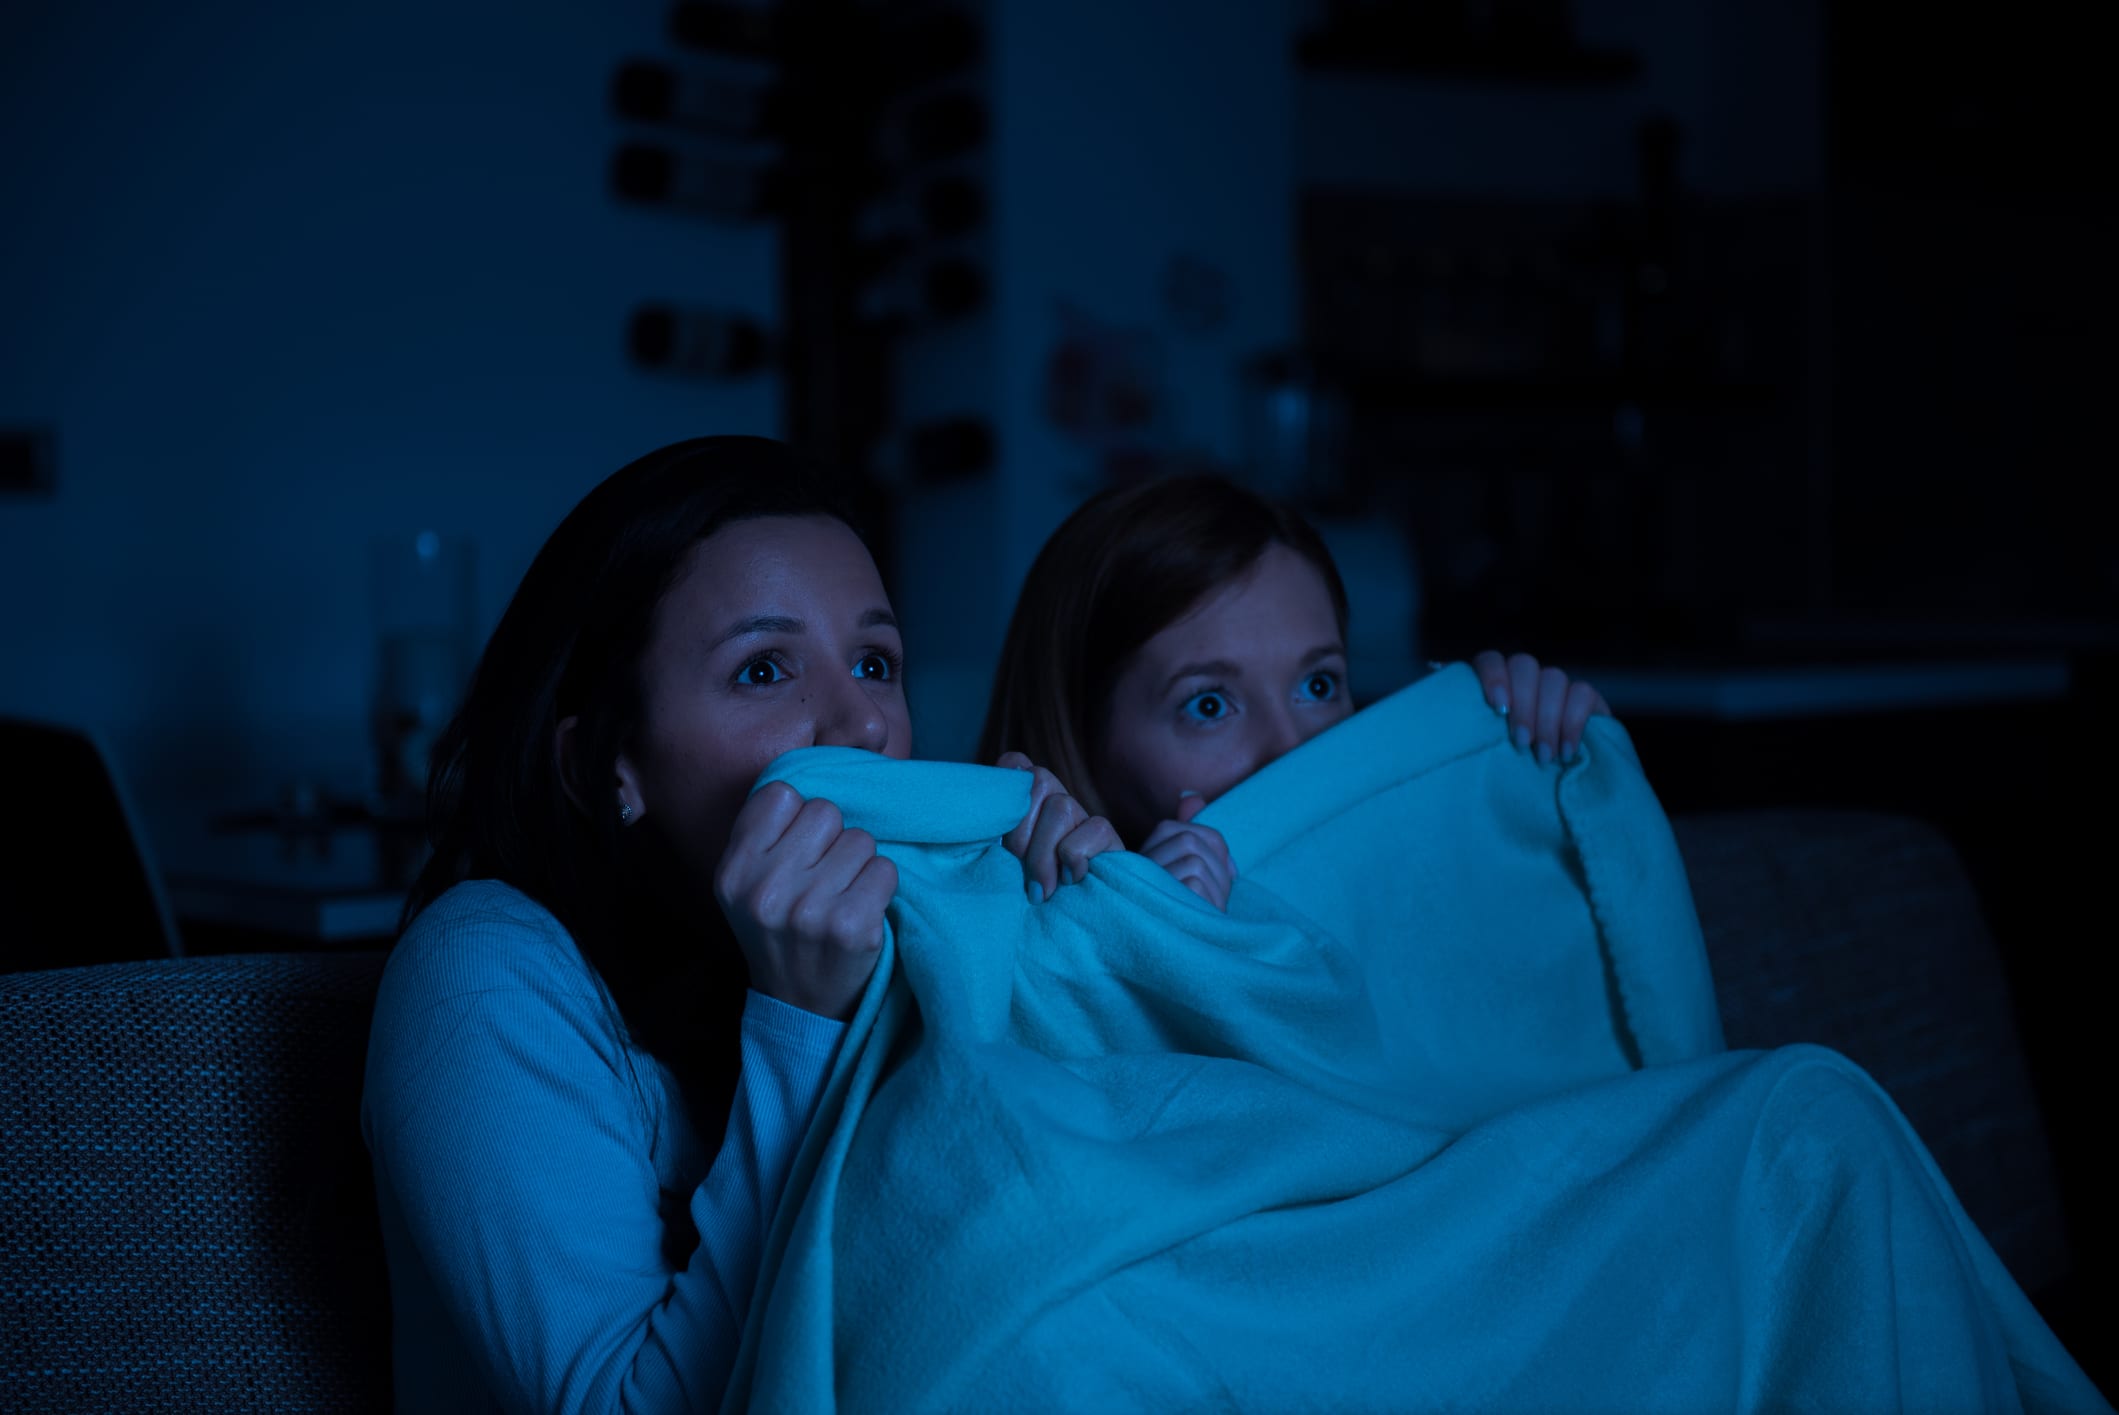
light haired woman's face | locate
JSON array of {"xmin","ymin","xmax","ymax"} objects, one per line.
[{"xmin": 1092, "ymin": 543, "xmax": 1353, "ymax": 845}]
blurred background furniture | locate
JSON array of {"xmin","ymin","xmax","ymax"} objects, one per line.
[
  {"xmin": 0, "ymin": 716, "xmax": 180, "ymax": 973},
  {"xmin": 3, "ymin": 806, "xmax": 2106, "ymax": 1408}
]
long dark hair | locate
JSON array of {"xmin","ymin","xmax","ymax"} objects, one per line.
[
  {"xmin": 403, "ymin": 435, "xmax": 860, "ymax": 1092},
  {"xmin": 975, "ymin": 474, "xmax": 1348, "ymax": 831}
]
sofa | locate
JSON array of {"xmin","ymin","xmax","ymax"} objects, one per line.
[{"xmin": 0, "ymin": 808, "xmax": 2097, "ymax": 1411}]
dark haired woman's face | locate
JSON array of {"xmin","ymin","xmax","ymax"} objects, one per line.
[
  {"xmin": 1093, "ymin": 543, "xmax": 1352, "ymax": 843},
  {"xmin": 619, "ymin": 515, "xmax": 912, "ymax": 885}
]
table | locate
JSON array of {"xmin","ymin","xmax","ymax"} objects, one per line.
[
  {"xmin": 168, "ymin": 875, "xmax": 406, "ymax": 951},
  {"xmin": 163, "ymin": 809, "xmax": 416, "ymax": 953}
]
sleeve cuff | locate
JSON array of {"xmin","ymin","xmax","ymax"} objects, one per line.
[{"xmin": 742, "ymin": 988, "xmax": 848, "ymax": 1061}]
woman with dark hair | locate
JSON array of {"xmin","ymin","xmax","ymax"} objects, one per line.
[
  {"xmin": 976, "ymin": 473, "xmax": 1609, "ymax": 908},
  {"xmin": 363, "ymin": 436, "xmax": 1118, "ymax": 1412}
]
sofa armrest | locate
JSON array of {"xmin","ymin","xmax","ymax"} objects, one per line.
[{"xmin": 1670, "ymin": 808, "xmax": 2070, "ymax": 1298}]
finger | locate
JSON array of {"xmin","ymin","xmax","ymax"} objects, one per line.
[
  {"xmin": 798, "ymin": 855, "xmax": 896, "ymax": 1020},
  {"xmin": 1143, "ymin": 819, "xmax": 1233, "ymax": 866},
  {"xmin": 1143, "ymin": 831, "xmax": 1233, "ymax": 901},
  {"xmin": 729, "ymin": 781, "xmax": 805, "ymax": 852},
  {"xmin": 715, "ymin": 782, "xmax": 807, "ymax": 899},
  {"xmin": 806, "ymin": 825, "xmax": 878, "ymax": 901},
  {"xmin": 1177, "ymin": 870, "xmax": 1219, "ymax": 908},
  {"xmin": 1175, "ymin": 790, "xmax": 1207, "ymax": 824},
  {"xmin": 1023, "ymin": 790, "xmax": 1086, "ymax": 899},
  {"xmin": 1470, "ymin": 649, "xmax": 1511, "ymax": 714},
  {"xmin": 1507, "ymin": 654, "xmax": 1541, "ymax": 751},
  {"xmin": 1053, "ymin": 815, "xmax": 1122, "ymax": 889},
  {"xmin": 1140, "ymin": 817, "xmax": 1191, "ymax": 854},
  {"xmin": 830, "ymin": 853, "xmax": 898, "ymax": 953},
  {"xmin": 771, "ymin": 796, "xmax": 847, "ymax": 867},
  {"xmin": 1159, "ymin": 854, "xmax": 1227, "ymax": 910},
  {"xmin": 756, "ymin": 813, "xmax": 863, "ymax": 938},
  {"xmin": 1002, "ymin": 765, "xmax": 1062, "ymax": 858},
  {"xmin": 995, "ymin": 750, "xmax": 1033, "ymax": 773},
  {"xmin": 1534, "ymin": 666, "xmax": 1568, "ymax": 765},
  {"xmin": 1559, "ymin": 681, "xmax": 1601, "ymax": 762}
]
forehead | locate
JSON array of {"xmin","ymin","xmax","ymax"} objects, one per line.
[
  {"xmin": 1140, "ymin": 543, "xmax": 1339, "ymax": 662},
  {"xmin": 664, "ymin": 515, "xmax": 883, "ymax": 619}
]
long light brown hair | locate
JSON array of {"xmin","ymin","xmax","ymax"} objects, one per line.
[{"xmin": 975, "ymin": 474, "xmax": 1348, "ymax": 831}]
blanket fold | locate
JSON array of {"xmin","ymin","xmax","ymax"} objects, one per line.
[{"xmin": 720, "ymin": 668, "xmax": 2105, "ymax": 1415}]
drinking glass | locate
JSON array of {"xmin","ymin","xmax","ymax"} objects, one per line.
[{"xmin": 369, "ymin": 531, "xmax": 475, "ymax": 807}]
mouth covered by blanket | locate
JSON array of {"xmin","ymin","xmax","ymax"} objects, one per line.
[{"xmin": 722, "ymin": 667, "xmax": 2108, "ymax": 1415}]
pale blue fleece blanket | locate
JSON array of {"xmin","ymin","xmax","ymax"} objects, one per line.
[{"xmin": 721, "ymin": 667, "xmax": 2105, "ymax": 1414}]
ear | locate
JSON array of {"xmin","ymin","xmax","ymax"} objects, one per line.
[{"xmin": 555, "ymin": 715, "xmax": 646, "ymax": 825}]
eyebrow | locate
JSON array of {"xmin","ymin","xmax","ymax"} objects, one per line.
[
  {"xmin": 708, "ymin": 607, "xmax": 898, "ymax": 652},
  {"xmin": 1159, "ymin": 643, "xmax": 1345, "ymax": 697}
]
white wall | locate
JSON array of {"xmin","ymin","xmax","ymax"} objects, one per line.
[
  {"xmin": 0, "ymin": 0, "xmax": 779, "ymax": 864},
  {"xmin": 893, "ymin": 0, "xmax": 1299, "ymax": 761}
]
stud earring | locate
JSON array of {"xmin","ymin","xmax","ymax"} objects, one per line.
[{"xmin": 618, "ymin": 800, "xmax": 634, "ymax": 826}]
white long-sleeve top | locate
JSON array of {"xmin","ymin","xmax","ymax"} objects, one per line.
[{"xmin": 360, "ymin": 879, "xmax": 843, "ymax": 1413}]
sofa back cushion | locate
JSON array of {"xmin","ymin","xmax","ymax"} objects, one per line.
[
  {"xmin": 0, "ymin": 952, "xmax": 390, "ymax": 1412},
  {"xmin": 1672, "ymin": 808, "xmax": 2071, "ymax": 1298}
]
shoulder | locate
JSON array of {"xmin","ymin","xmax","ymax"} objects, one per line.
[
  {"xmin": 382, "ymin": 879, "xmax": 604, "ymax": 1008},
  {"xmin": 368, "ymin": 880, "xmax": 633, "ymax": 1092},
  {"xmin": 365, "ymin": 881, "xmax": 663, "ymax": 1148}
]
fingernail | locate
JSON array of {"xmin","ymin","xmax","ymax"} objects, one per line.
[
  {"xmin": 1179, "ymin": 789, "xmax": 1199, "ymax": 799},
  {"xmin": 1512, "ymin": 724, "xmax": 1532, "ymax": 752},
  {"xmin": 1026, "ymin": 880, "xmax": 1044, "ymax": 906},
  {"xmin": 1536, "ymin": 741, "xmax": 1554, "ymax": 767},
  {"xmin": 1494, "ymin": 693, "xmax": 1511, "ymax": 717}
]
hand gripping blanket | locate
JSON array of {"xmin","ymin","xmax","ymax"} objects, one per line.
[{"xmin": 721, "ymin": 667, "xmax": 2107, "ymax": 1414}]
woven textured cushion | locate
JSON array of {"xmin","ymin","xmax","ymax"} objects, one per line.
[
  {"xmin": 1, "ymin": 952, "xmax": 390, "ymax": 1414},
  {"xmin": 1671, "ymin": 808, "xmax": 2071, "ymax": 1299}
]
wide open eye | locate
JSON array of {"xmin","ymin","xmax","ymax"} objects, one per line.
[
  {"xmin": 854, "ymin": 651, "xmax": 899, "ymax": 681},
  {"xmin": 1180, "ymin": 689, "xmax": 1232, "ymax": 723},
  {"xmin": 1299, "ymin": 670, "xmax": 1341, "ymax": 702}
]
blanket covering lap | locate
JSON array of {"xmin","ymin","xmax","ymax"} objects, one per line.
[{"xmin": 722, "ymin": 666, "xmax": 2107, "ymax": 1414}]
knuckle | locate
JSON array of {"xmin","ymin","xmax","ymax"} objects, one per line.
[
  {"xmin": 838, "ymin": 885, "xmax": 888, "ymax": 933},
  {"xmin": 747, "ymin": 882, "xmax": 787, "ymax": 925}
]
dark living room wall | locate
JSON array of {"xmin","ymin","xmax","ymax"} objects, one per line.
[{"xmin": 0, "ymin": 0, "xmax": 780, "ymax": 864}]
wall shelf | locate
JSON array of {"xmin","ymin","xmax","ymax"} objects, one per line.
[
  {"xmin": 1296, "ymin": 29, "xmax": 1639, "ymax": 86},
  {"xmin": 1338, "ymin": 373, "xmax": 1784, "ymax": 413}
]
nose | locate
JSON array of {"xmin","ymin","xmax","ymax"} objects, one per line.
[{"xmin": 817, "ymin": 671, "xmax": 891, "ymax": 754}]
